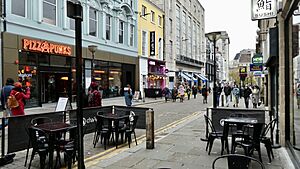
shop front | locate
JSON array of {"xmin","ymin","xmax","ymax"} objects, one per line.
[{"xmin": 145, "ymin": 59, "xmax": 166, "ymax": 97}]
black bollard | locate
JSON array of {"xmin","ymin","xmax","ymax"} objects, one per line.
[{"xmin": 146, "ymin": 109, "xmax": 154, "ymax": 149}]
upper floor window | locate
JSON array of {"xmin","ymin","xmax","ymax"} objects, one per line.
[
  {"xmin": 89, "ymin": 7, "xmax": 97, "ymax": 36},
  {"xmin": 106, "ymin": 15, "xmax": 111, "ymax": 40},
  {"xmin": 130, "ymin": 25, "xmax": 134, "ymax": 46},
  {"xmin": 141, "ymin": 5, "xmax": 147, "ymax": 17},
  {"xmin": 119, "ymin": 20, "xmax": 124, "ymax": 44},
  {"xmin": 142, "ymin": 31, "xmax": 147, "ymax": 56},
  {"xmin": 70, "ymin": 19, "xmax": 75, "ymax": 30},
  {"xmin": 158, "ymin": 16, "xmax": 162, "ymax": 26},
  {"xmin": 43, "ymin": 0, "xmax": 56, "ymax": 25},
  {"xmin": 169, "ymin": 18, "xmax": 173, "ymax": 34},
  {"xmin": 12, "ymin": 0, "xmax": 26, "ymax": 17},
  {"xmin": 151, "ymin": 11, "xmax": 155, "ymax": 23}
]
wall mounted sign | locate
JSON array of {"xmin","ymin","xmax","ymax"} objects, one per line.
[
  {"xmin": 251, "ymin": 0, "xmax": 277, "ymax": 20},
  {"xmin": 252, "ymin": 53, "xmax": 263, "ymax": 64},
  {"xmin": 150, "ymin": 31, "xmax": 155, "ymax": 56},
  {"xmin": 239, "ymin": 66, "xmax": 247, "ymax": 74},
  {"xmin": 250, "ymin": 64, "xmax": 263, "ymax": 71},
  {"xmin": 22, "ymin": 39, "xmax": 72, "ymax": 56}
]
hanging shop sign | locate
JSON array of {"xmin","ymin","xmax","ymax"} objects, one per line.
[
  {"xmin": 253, "ymin": 71, "xmax": 262, "ymax": 76},
  {"xmin": 150, "ymin": 31, "xmax": 155, "ymax": 56},
  {"xmin": 251, "ymin": 0, "xmax": 277, "ymax": 20},
  {"xmin": 239, "ymin": 66, "xmax": 247, "ymax": 74},
  {"xmin": 250, "ymin": 64, "xmax": 263, "ymax": 71},
  {"xmin": 22, "ymin": 39, "xmax": 72, "ymax": 56},
  {"xmin": 252, "ymin": 53, "xmax": 263, "ymax": 65}
]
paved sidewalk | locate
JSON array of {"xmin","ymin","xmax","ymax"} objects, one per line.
[{"xmin": 86, "ymin": 111, "xmax": 294, "ymax": 169}]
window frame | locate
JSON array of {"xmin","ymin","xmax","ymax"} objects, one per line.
[
  {"xmin": 89, "ymin": 7, "xmax": 98, "ymax": 37},
  {"xmin": 151, "ymin": 10, "xmax": 155, "ymax": 23},
  {"xmin": 141, "ymin": 5, "xmax": 147, "ymax": 18},
  {"xmin": 130, "ymin": 24, "xmax": 134, "ymax": 46},
  {"xmin": 119, "ymin": 20, "xmax": 124, "ymax": 44},
  {"xmin": 158, "ymin": 15, "xmax": 162, "ymax": 26},
  {"xmin": 11, "ymin": 0, "xmax": 27, "ymax": 17},
  {"xmin": 106, "ymin": 14, "xmax": 112, "ymax": 40},
  {"xmin": 141, "ymin": 30, "xmax": 148, "ymax": 57},
  {"xmin": 43, "ymin": 0, "xmax": 57, "ymax": 25}
]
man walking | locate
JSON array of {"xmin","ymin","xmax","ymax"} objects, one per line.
[
  {"xmin": 224, "ymin": 83, "xmax": 232, "ymax": 107},
  {"xmin": 1, "ymin": 78, "xmax": 14, "ymax": 117}
]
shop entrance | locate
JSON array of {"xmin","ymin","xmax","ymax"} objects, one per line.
[{"xmin": 40, "ymin": 67, "xmax": 71, "ymax": 103}]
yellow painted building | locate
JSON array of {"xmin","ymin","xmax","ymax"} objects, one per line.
[{"xmin": 137, "ymin": 0, "xmax": 165, "ymax": 96}]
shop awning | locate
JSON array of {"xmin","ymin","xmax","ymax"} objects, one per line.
[
  {"xmin": 183, "ymin": 72, "xmax": 197, "ymax": 81},
  {"xmin": 195, "ymin": 73, "xmax": 208, "ymax": 81},
  {"xmin": 180, "ymin": 72, "xmax": 192, "ymax": 81}
]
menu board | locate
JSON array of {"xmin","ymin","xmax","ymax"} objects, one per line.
[{"xmin": 55, "ymin": 97, "xmax": 69, "ymax": 112}]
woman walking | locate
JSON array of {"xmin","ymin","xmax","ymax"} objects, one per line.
[
  {"xmin": 10, "ymin": 82, "xmax": 30, "ymax": 116},
  {"xmin": 179, "ymin": 84, "xmax": 185, "ymax": 102}
]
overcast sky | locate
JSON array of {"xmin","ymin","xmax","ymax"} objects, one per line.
[{"xmin": 198, "ymin": 0, "xmax": 258, "ymax": 60}]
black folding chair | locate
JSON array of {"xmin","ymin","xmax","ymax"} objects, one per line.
[{"xmin": 212, "ymin": 154, "xmax": 265, "ymax": 169}]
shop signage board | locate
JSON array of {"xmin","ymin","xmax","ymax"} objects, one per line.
[
  {"xmin": 253, "ymin": 71, "xmax": 262, "ymax": 76},
  {"xmin": 239, "ymin": 66, "xmax": 247, "ymax": 74},
  {"xmin": 252, "ymin": 53, "xmax": 263, "ymax": 64},
  {"xmin": 22, "ymin": 39, "xmax": 72, "ymax": 56},
  {"xmin": 251, "ymin": 0, "xmax": 277, "ymax": 20},
  {"xmin": 250, "ymin": 64, "xmax": 263, "ymax": 71},
  {"xmin": 150, "ymin": 31, "xmax": 155, "ymax": 56}
]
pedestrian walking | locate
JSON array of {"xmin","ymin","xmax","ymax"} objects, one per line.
[
  {"xmin": 186, "ymin": 86, "xmax": 191, "ymax": 100},
  {"xmin": 88, "ymin": 82, "xmax": 102, "ymax": 107},
  {"xmin": 162, "ymin": 87, "xmax": 170, "ymax": 102},
  {"xmin": 232, "ymin": 85, "xmax": 240, "ymax": 107},
  {"xmin": 215, "ymin": 83, "xmax": 222, "ymax": 107},
  {"xmin": 1, "ymin": 78, "xmax": 14, "ymax": 117},
  {"xmin": 179, "ymin": 84, "xmax": 185, "ymax": 102},
  {"xmin": 224, "ymin": 83, "xmax": 232, "ymax": 107},
  {"xmin": 172, "ymin": 86, "xmax": 178, "ymax": 102},
  {"xmin": 124, "ymin": 84, "xmax": 133, "ymax": 106},
  {"xmin": 252, "ymin": 85, "xmax": 260, "ymax": 108},
  {"xmin": 192, "ymin": 85, "xmax": 198, "ymax": 99},
  {"xmin": 202, "ymin": 85, "xmax": 208, "ymax": 104},
  {"xmin": 9, "ymin": 82, "xmax": 30, "ymax": 116},
  {"xmin": 243, "ymin": 85, "xmax": 252, "ymax": 108}
]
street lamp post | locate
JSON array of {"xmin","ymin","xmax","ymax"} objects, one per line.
[
  {"xmin": 88, "ymin": 45, "xmax": 97, "ymax": 80},
  {"xmin": 206, "ymin": 32, "xmax": 222, "ymax": 108}
]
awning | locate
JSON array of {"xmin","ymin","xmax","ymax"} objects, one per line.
[
  {"xmin": 180, "ymin": 72, "xmax": 191, "ymax": 81},
  {"xmin": 195, "ymin": 73, "xmax": 208, "ymax": 81},
  {"xmin": 183, "ymin": 72, "xmax": 197, "ymax": 81}
]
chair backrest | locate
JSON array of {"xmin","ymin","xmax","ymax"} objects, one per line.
[
  {"xmin": 130, "ymin": 115, "xmax": 139, "ymax": 131},
  {"xmin": 31, "ymin": 117, "xmax": 52, "ymax": 126},
  {"xmin": 229, "ymin": 113, "xmax": 249, "ymax": 118},
  {"xmin": 28, "ymin": 127, "xmax": 49, "ymax": 150},
  {"xmin": 212, "ymin": 154, "xmax": 265, "ymax": 169},
  {"xmin": 261, "ymin": 118, "xmax": 277, "ymax": 138},
  {"xmin": 204, "ymin": 114, "xmax": 217, "ymax": 133}
]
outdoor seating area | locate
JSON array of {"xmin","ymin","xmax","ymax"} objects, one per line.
[
  {"xmin": 205, "ymin": 108, "xmax": 276, "ymax": 168},
  {"xmin": 0, "ymin": 105, "xmax": 149, "ymax": 169}
]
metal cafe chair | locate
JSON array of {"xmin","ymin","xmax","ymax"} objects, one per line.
[{"xmin": 212, "ymin": 154, "xmax": 265, "ymax": 169}]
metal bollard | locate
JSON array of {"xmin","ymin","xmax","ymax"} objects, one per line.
[{"xmin": 146, "ymin": 109, "xmax": 154, "ymax": 149}]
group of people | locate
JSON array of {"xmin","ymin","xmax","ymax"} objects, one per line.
[
  {"xmin": 214, "ymin": 83, "xmax": 262, "ymax": 108},
  {"xmin": 162, "ymin": 84, "xmax": 210, "ymax": 103},
  {"xmin": 1, "ymin": 78, "xmax": 31, "ymax": 117}
]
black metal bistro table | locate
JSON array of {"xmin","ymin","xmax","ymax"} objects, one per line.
[
  {"xmin": 223, "ymin": 117, "xmax": 264, "ymax": 154},
  {"xmin": 99, "ymin": 113, "xmax": 129, "ymax": 148},
  {"xmin": 35, "ymin": 122, "xmax": 77, "ymax": 169}
]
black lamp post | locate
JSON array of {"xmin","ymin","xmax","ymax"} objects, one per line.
[
  {"xmin": 88, "ymin": 45, "xmax": 97, "ymax": 80},
  {"xmin": 206, "ymin": 32, "xmax": 222, "ymax": 108}
]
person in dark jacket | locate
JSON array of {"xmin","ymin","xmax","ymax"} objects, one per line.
[
  {"xmin": 172, "ymin": 86, "xmax": 178, "ymax": 102},
  {"xmin": 192, "ymin": 85, "xmax": 198, "ymax": 99},
  {"xmin": 224, "ymin": 83, "xmax": 232, "ymax": 107},
  {"xmin": 202, "ymin": 85, "xmax": 208, "ymax": 104},
  {"xmin": 243, "ymin": 85, "xmax": 252, "ymax": 108},
  {"xmin": 1, "ymin": 78, "xmax": 14, "ymax": 117},
  {"xmin": 162, "ymin": 87, "xmax": 170, "ymax": 102},
  {"xmin": 215, "ymin": 83, "xmax": 222, "ymax": 107}
]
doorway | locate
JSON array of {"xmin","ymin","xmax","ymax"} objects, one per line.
[{"xmin": 40, "ymin": 70, "xmax": 70, "ymax": 103}]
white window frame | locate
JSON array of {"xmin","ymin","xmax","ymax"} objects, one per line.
[
  {"xmin": 158, "ymin": 38, "xmax": 163, "ymax": 60},
  {"xmin": 11, "ymin": 0, "xmax": 27, "ymax": 17},
  {"xmin": 106, "ymin": 14, "xmax": 111, "ymax": 40},
  {"xmin": 43, "ymin": 0, "xmax": 57, "ymax": 25},
  {"xmin": 89, "ymin": 7, "xmax": 97, "ymax": 37},
  {"xmin": 119, "ymin": 20, "xmax": 124, "ymax": 44},
  {"xmin": 141, "ymin": 5, "xmax": 147, "ymax": 18},
  {"xmin": 151, "ymin": 10, "xmax": 155, "ymax": 23},
  {"xmin": 158, "ymin": 15, "xmax": 162, "ymax": 26},
  {"xmin": 130, "ymin": 24, "xmax": 134, "ymax": 46},
  {"xmin": 141, "ymin": 30, "xmax": 148, "ymax": 57}
]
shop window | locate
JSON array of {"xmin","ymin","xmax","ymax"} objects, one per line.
[
  {"xmin": 43, "ymin": 0, "xmax": 56, "ymax": 25},
  {"xmin": 19, "ymin": 52, "xmax": 37, "ymax": 65},
  {"xmin": 109, "ymin": 67, "xmax": 122, "ymax": 97},
  {"xmin": 89, "ymin": 7, "xmax": 97, "ymax": 36},
  {"xmin": 39, "ymin": 54, "xmax": 50, "ymax": 66},
  {"xmin": 12, "ymin": 0, "xmax": 26, "ymax": 17},
  {"xmin": 50, "ymin": 55, "xmax": 68, "ymax": 67}
]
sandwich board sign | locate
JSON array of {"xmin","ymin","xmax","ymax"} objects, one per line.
[{"xmin": 55, "ymin": 97, "xmax": 69, "ymax": 112}]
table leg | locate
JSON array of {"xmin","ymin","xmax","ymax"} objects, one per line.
[
  {"xmin": 115, "ymin": 120, "xmax": 119, "ymax": 148},
  {"xmin": 48, "ymin": 135, "xmax": 54, "ymax": 169}
]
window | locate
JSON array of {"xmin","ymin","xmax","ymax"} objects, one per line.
[
  {"xmin": 12, "ymin": 0, "xmax": 26, "ymax": 17},
  {"xmin": 158, "ymin": 16, "xmax": 162, "ymax": 26},
  {"xmin": 142, "ymin": 31, "xmax": 147, "ymax": 56},
  {"xmin": 130, "ymin": 25, "xmax": 134, "ymax": 46},
  {"xmin": 89, "ymin": 7, "xmax": 97, "ymax": 36},
  {"xmin": 169, "ymin": 0, "xmax": 172, "ymax": 10},
  {"xmin": 119, "ymin": 20, "xmax": 124, "ymax": 44},
  {"xmin": 182, "ymin": 11, "xmax": 186, "ymax": 56},
  {"xmin": 130, "ymin": 0, "xmax": 133, "ymax": 7},
  {"xmin": 70, "ymin": 19, "xmax": 75, "ymax": 30},
  {"xmin": 175, "ymin": 5, "xmax": 180, "ymax": 55},
  {"xmin": 43, "ymin": 0, "xmax": 56, "ymax": 25},
  {"xmin": 158, "ymin": 38, "xmax": 163, "ymax": 60},
  {"xmin": 151, "ymin": 11, "xmax": 155, "ymax": 22},
  {"xmin": 142, "ymin": 5, "xmax": 146, "ymax": 17},
  {"xmin": 169, "ymin": 40, "xmax": 173, "ymax": 59},
  {"xmin": 106, "ymin": 14, "xmax": 111, "ymax": 40}
]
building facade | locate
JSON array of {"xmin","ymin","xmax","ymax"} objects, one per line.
[
  {"xmin": 150, "ymin": 0, "xmax": 206, "ymax": 89},
  {"xmin": 2, "ymin": 0, "xmax": 138, "ymax": 107},
  {"xmin": 137, "ymin": 0, "xmax": 165, "ymax": 97}
]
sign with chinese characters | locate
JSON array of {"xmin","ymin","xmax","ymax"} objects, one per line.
[
  {"xmin": 251, "ymin": 0, "xmax": 277, "ymax": 20},
  {"xmin": 22, "ymin": 39, "xmax": 72, "ymax": 56},
  {"xmin": 150, "ymin": 31, "xmax": 155, "ymax": 56}
]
